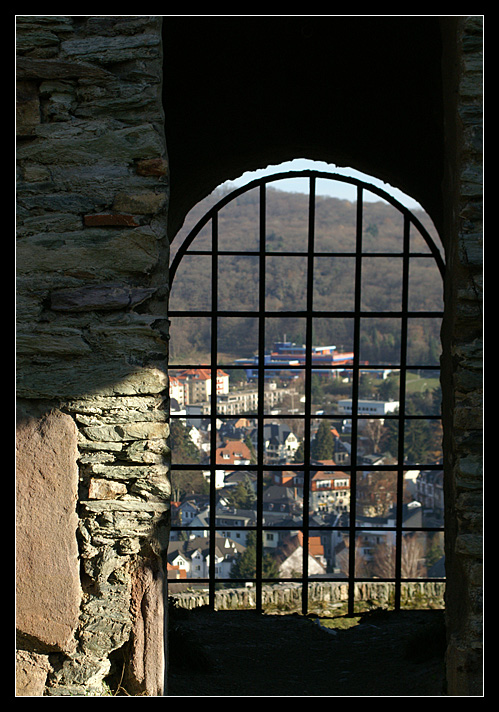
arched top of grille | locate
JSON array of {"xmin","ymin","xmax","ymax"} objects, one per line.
[{"xmin": 170, "ymin": 170, "xmax": 445, "ymax": 283}]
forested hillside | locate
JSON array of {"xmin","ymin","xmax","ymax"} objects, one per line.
[{"xmin": 169, "ymin": 184, "xmax": 443, "ymax": 367}]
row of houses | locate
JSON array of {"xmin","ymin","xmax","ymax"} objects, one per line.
[
  {"xmin": 179, "ymin": 424, "xmax": 300, "ymax": 470},
  {"xmin": 168, "ymin": 375, "xmax": 443, "ymax": 580},
  {"xmin": 167, "ymin": 498, "xmax": 437, "ymax": 582},
  {"xmin": 173, "ymin": 398, "xmax": 443, "ymax": 524},
  {"xmin": 167, "ymin": 531, "xmax": 329, "ymax": 582},
  {"xmin": 167, "ymin": 528, "xmax": 329, "ymax": 581},
  {"xmin": 170, "ymin": 367, "xmax": 304, "ymax": 416},
  {"xmin": 170, "ymin": 367, "xmax": 400, "ymax": 419},
  {"xmin": 167, "ymin": 536, "xmax": 245, "ymax": 580},
  {"xmin": 171, "ymin": 409, "xmax": 303, "ymax": 466},
  {"xmin": 168, "ymin": 456, "xmax": 444, "ymax": 582}
]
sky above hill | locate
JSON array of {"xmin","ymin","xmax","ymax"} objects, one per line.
[{"xmin": 221, "ymin": 158, "xmax": 424, "ymax": 212}]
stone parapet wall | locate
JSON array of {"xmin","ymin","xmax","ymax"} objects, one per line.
[
  {"xmin": 16, "ymin": 16, "xmax": 169, "ymax": 696},
  {"xmin": 171, "ymin": 582, "xmax": 446, "ymax": 613}
]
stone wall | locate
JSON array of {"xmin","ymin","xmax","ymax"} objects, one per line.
[
  {"xmin": 441, "ymin": 15, "xmax": 483, "ymax": 697},
  {"xmin": 16, "ymin": 16, "xmax": 170, "ymax": 696},
  {"xmin": 172, "ymin": 582, "xmax": 446, "ymax": 614}
]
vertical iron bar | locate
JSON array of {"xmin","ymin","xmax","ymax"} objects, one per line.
[
  {"xmin": 395, "ymin": 213, "xmax": 411, "ymax": 610},
  {"xmin": 256, "ymin": 182, "xmax": 266, "ymax": 613},
  {"xmin": 209, "ymin": 211, "xmax": 219, "ymax": 610},
  {"xmin": 301, "ymin": 175, "xmax": 316, "ymax": 615},
  {"xmin": 348, "ymin": 186, "xmax": 363, "ymax": 616}
]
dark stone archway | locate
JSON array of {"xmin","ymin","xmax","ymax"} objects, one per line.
[
  {"xmin": 162, "ymin": 16, "xmax": 445, "ymax": 239},
  {"xmin": 162, "ymin": 15, "xmax": 483, "ymax": 695}
]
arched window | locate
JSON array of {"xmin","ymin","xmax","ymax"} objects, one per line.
[{"xmin": 167, "ymin": 170, "xmax": 445, "ymax": 615}]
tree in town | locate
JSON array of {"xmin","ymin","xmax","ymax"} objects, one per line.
[
  {"xmin": 226, "ymin": 475, "xmax": 256, "ymax": 509},
  {"xmin": 311, "ymin": 420, "xmax": 335, "ymax": 460},
  {"xmin": 230, "ymin": 531, "xmax": 280, "ymax": 580}
]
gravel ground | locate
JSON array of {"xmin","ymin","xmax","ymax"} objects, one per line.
[{"xmin": 167, "ymin": 607, "xmax": 447, "ymax": 697}]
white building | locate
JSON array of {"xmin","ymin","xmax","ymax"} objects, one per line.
[
  {"xmin": 167, "ymin": 536, "xmax": 245, "ymax": 579},
  {"xmin": 169, "ymin": 368, "xmax": 230, "ymax": 405},
  {"xmin": 169, "ymin": 376, "xmax": 188, "ymax": 406},
  {"xmin": 215, "ymin": 382, "xmax": 299, "ymax": 416},
  {"xmin": 338, "ymin": 399, "xmax": 399, "ymax": 416}
]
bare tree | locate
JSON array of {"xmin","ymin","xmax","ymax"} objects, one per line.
[
  {"xmin": 335, "ymin": 535, "xmax": 372, "ymax": 578},
  {"xmin": 371, "ymin": 533, "xmax": 426, "ymax": 578},
  {"xmin": 401, "ymin": 533, "xmax": 426, "ymax": 578},
  {"xmin": 372, "ymin": 539, "xmax": 396, "ymax": 578},
  {"xmin": 364, "ymin": 418, "xmax": 385, "ymax": 453}
]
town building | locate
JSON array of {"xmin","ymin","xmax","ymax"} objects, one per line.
[
  {"xmin": 169, "ymin": 375, "xmax": 188, "ymax": 406},
  {"xmin": 167, "ymin": 536, "xmax": 245, "ymax": 579},
  {"xmin": 310, "ymin": 469, "xmax": 351, "ymax": 513},
  {"xmin": 215, "ymin": 381, "xmax": 300, "ymax": 416},
  {"xmin": 235, "ymin": 341, "xmax": 355, "ymax": 380},
  {"xmin": 338, "ymin": 399, "xmax": 400, "ymax": 416},
  {"xmin": 215, "ymin": 439, "xmax": 254, "ymax": 466},
  {"xmin": 250, "ymin": 422, "xmax": 300, "ymax": 462},
  {"xmin": 169, "ymin": 368, "xmax": 230, "ymax": 405},
  {"xmin": 274, "ymin": 531, "xmax": 327, "ymax": 578},
  {"xmin": 416, "ymin": 466, "xmax": 444, "ymax": 523}
]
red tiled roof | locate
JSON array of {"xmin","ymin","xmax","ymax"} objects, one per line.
[
  {"xmin": 215, "ymin": 439, "xmax": 252, "ymax": 464},
  {"xmin": 175, "ymin": 368, "xmax": 229, "ymax": 380}
]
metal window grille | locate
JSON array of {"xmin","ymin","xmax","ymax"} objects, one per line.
[{"xmin": 168, "ymin": 170, "xmax": 445, "ymax": 615}]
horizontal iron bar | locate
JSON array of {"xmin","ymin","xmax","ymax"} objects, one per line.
[
  {"xmin": 169, "ymin": 310, "xmax": 444, "ymax": 318},
  {"xmin": 170, "ymin": 462, "xmax": 443, "ymax": 471},
  {"xmin": 170, "ymin": 525, "xmax": 444, "ymax": 533},
  {"xmin": 168, "ymin": 362, "xmax": 441, "ymax": 369},
  {"xmin": 169, "ymin": 413, "xmax": 442, "ymax": 420},
  {"xmin": 167, "ymin": 577, "xmax": 446, "ymax": 585},
  {"xmin": 181, "ymin": 249, "xmax": 438, "ymax": 258}
]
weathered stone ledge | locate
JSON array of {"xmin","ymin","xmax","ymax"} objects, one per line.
[
  {"xmin": 171, "ymin": 581, "xmax": 446, "ymax": 613},
  {"xmin": 80, "ymin": 499, "xmax": 169, "ymax": 514}
]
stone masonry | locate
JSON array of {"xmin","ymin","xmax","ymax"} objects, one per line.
[
  {"xmin": 441, "ymin": 16, "xmax": 483, "ymax": 697},
  {"xmin": 16, "ymin": 16, "xmax": 170, "ymax": 695}
]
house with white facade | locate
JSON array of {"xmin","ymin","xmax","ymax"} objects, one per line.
[
  {"xmin": 167, "ymin": 536, "xmax": 245, "ymax": 579},
  {"xmin": 310, "ymin": 468, "xmax": 350, "ymax": 514},
  {"xmin": 251, "ymin": 422, "xmax": 300, "ymax": 462},
  {"xmin": 215, "ymin": 439, "xmax": 253, "ymax": 466},
  {"xmin": 274, "ymin": 531, "xmax": 327, "ymax": 578},
  {"xmin": 170, "ymin": 368, "xmax": 230, "ymax": 405},
  {"xmin": 169, "ymin": 376, "xmax": 188, "ymax": 407},
  {"xmin": 215, "ymin": 381, "xmax": 300, "ymax": 416}
]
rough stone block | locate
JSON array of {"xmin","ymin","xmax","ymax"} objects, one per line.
[
  {"xmin": 126, "ymin": 562, "xmax": 165, "ymax": 696},
  {"xmin": 84, "ymin": 213, "xmax": 139, "ymax": 227},
  {"xmin": 16, "ymin": 80, "xmax": 40, "ymax": 135},
  {"xmin": 135, "ymin": 158, "xmax": 168, "ymax": 176},
  {"xmin": 88, "ymin": 478, "xmax": 127, "ymax": 500},
  {"xmin": 50, "ymin": 282, "xmax": 156, "ymax": 312},
  {"xmin": 16, "ymin": 409, "xmax": 81, "ymax": 654},
  {"xmin": 113, "ymin": 191, "xmax": 166, "ymax": 215},
  {"xmin": 16, "ymin": 650, "xmax": 52, "ymax": 696}
]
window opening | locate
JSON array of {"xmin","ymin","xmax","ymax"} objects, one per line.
[{"xmin": 168, "ymin": 170, "xmax": 445, "ymax": 616}]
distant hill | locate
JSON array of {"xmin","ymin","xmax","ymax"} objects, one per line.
[{"xmin": 169, "ymin": 186, "xmax": 444, "ymax": 367}]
